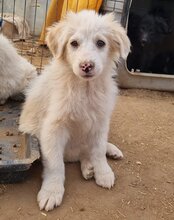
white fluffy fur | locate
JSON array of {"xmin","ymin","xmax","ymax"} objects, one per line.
[
  {"xmin": 0, "ymin": 34, "xmax": 37, "ymax": 104},
  {"xmin": 19, "ymin": 10, "xmax": 130, "ymax": 211}
]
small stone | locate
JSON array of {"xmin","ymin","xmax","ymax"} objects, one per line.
[
  {"xmin": 41, "ymin": 212, "xmax": 47, "ymax": 217},
  {"xmin": 136, "ymin": 161, "xmax": 142, "ymax": 165},
  {"xmin": 5, "ymin": 131, "xmax": 10, "ymax": 136}
]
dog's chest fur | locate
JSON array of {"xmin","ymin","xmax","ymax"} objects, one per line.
[{"xmin": 52, "ymin": 74, "xmax": 116, "ymax": 135}]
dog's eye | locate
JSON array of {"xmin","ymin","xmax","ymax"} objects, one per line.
[
  {"xmin": 70, "ymin": 41, "xmax": 79, "ymax": 47},
  {"xmin": 96, "ymin": 40, "xmax": 105, "ymax": 48}
]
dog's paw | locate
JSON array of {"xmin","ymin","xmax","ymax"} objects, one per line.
[
  {"xmin": 37, "ymin": 184, "xmax": 64, "ymax": 211},
  {"xmin": 106, "ymin": 143, "xmax": 123, "ymax": 160},
  {"xmin": 81, "ymin": 160, "xmax": 94, "ymax": 180},
  {"xmin": 95, "ymin": 168, "xmax": 115, "ymax": 189}
]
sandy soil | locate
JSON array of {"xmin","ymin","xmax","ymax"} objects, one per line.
[
  {"xmin": 14, "ymin": 40, "xmax": 51, "ymax": 71},
  {"xmin": 0, "ymin": 89, "xmax": 174, "ymax": 220}
]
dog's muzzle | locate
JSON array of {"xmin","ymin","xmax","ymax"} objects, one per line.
[{"xmin": 79, "ymin": 61, "xmax": 95, "ymax": 78}]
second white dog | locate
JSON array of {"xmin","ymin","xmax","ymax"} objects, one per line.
[
  {"xmin": 19, "ymin": 10, "xmax": 130, "ymax": 211},
  {"xmin": 0, "ymin": 34, "xmax": 37, "ymax": 104}
]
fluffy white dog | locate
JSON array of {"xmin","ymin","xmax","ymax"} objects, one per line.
[
  {"xmin": 19, "ymin": 10, "xmax": 130, "ymax": 211},
  {"xmin": 0, "ymin": 34, "xmax": 37, "ymax": 104}
]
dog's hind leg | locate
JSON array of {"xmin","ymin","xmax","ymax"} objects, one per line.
[
  {"xmin": 80, "ymin": 158, "xmax": 94, "ymax": 180},
  {"xmin": 106, "ymin": 143, "xmax": 123, "ymax": 160},
  {"xmin": 80, "ymin": 142, "xmax": 123, "ymax": 180},
  {"xmin": 79, "ymin": 146, "xmax": 94, "ymax": 180}
]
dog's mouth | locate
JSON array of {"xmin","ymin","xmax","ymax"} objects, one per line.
[
  {"xmin": 81, "ymin": 74, "xmax": 96, "ymax": 80},
  {"xmin": 83, "ymin": 74, "xmax": 94, "ymax": 78},
  {"xmin": 74, "ymin": 69, "xmax": 97, "ymax": 80},
  {"xmin": 78, "ymin": 71, "xmax": 96, "ymax": 79}
]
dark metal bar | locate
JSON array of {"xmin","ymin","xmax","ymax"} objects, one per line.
[
  {"xmin": 1, "ymin": 0, "xmax": 4, "ymax": 18},
  {"xmin": 39, "ymin": 0, "xmax": 49, "ymax": 71},
  {"xmin": 66, "ymin": 0, "xmax": 69, "ymax": 12},
  {"xmin": 56, "ymin": 0, "xmax": 59, "ymax": 20},
  {"xmin": 20, "ymin": 0, "xmax": 27, "ymax": 55},
  {"xmin": 75, "ymin": 0, "xmax": 79, "ymax": 12},
  {"xmin": 113, "ymin": 0, "xmax": 117, "ymax": 11},
  {"xmin": 121, "ymin": 0, "xmax": 132, "ymax": 27},
  {"xmin": 12, "ymin": 0, "xmax": 16, "ymax": 40},
  {"xmin": 0, "ymin": 0, "xmax": 4, "ymax": 33},
  {"xmin": 30, "ymin": 0, "xmax": 38, "ymax": 64},
  {"xmin": 87, "ymin": 0, "xmax": 90, "ymax": 9}
]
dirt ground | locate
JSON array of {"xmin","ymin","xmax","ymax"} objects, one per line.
[
  {"xmin": 0, "ymin": 89, "xmax": 174, "ymax": 220},
  {"xmin": 14, "ymin": 40, "xmax": 51, "ymax": 71}
]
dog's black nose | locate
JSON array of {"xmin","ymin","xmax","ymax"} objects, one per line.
[
  {"xmin": 79, "ymin": 61, "xmax": 95, "ymax": 73},
  {"xmin": 141, "ymin": 39, "xmax": 147, "ymax": 46}
]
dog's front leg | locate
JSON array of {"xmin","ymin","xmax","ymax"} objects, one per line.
[
  {"xmin": 37, "ymin": 121, "xmax": 69, "ymax": 211},
  {"xmin": 90, "ymin": 127, "xmax": 115, "ymax": 189}
]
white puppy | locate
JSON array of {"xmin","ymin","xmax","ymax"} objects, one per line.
[
  {"xmin": 0, "ymin": 34, "xmax": 37, "ymax": 104},
  {"xmin": 19, "ymin": 10, "xmax": 130, "ymax": 211}
]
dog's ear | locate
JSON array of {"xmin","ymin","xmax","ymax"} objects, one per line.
[
  {"xmin": 113, "ymin": 27, "xmax": 131, "ymax": 59},
  {"xmin": 105, "ymin": 13, "xmax": 131, "ymax": 59},
  {"xmin": 46, "ymin": 20, "xmax": 69, "ymax": 58}
]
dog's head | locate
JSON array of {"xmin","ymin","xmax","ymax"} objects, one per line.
[
  {"xmin": 139, "ymin": 13, "xmax": 170, "ymax": 47},
  {"xmin": 46, "ymin": 10, "xmax": 130, "ymax": 80}
]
